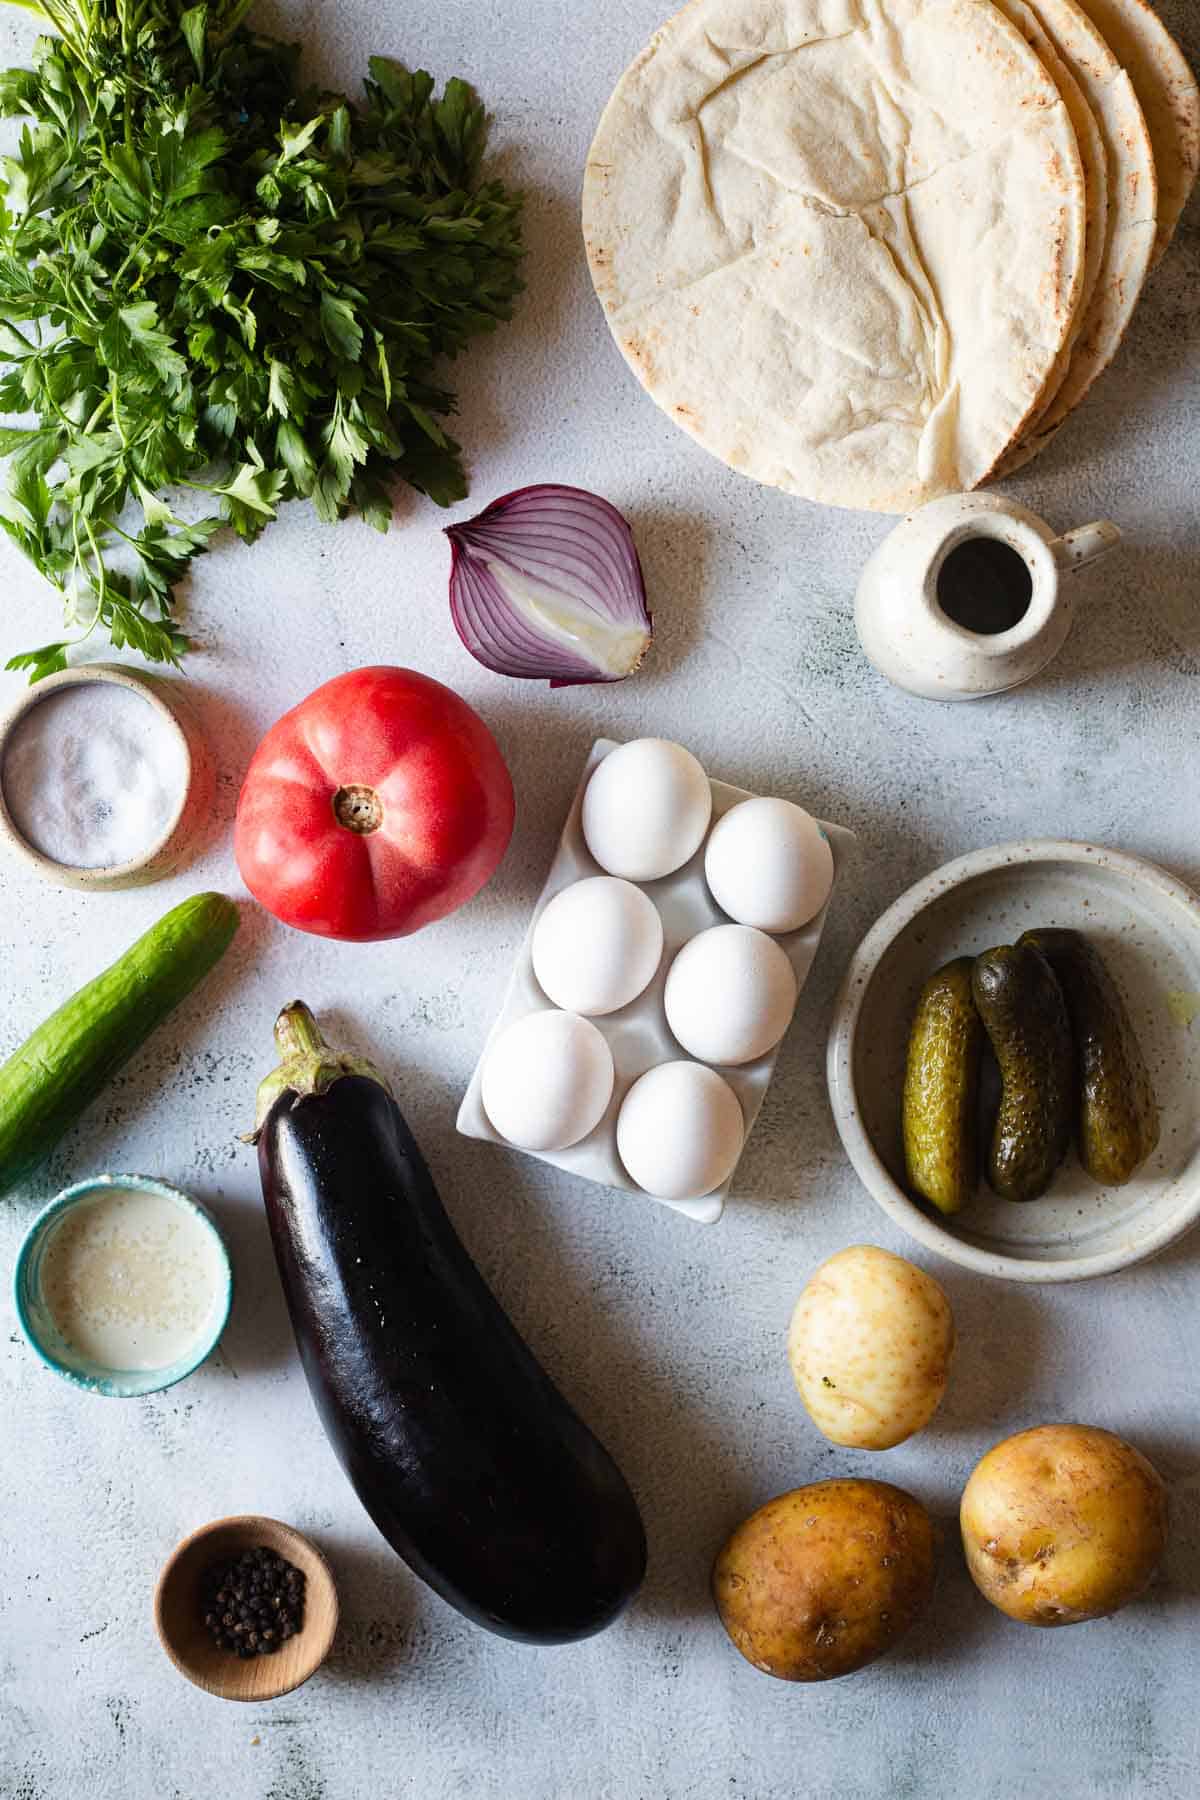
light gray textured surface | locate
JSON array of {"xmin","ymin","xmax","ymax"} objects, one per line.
[{"xmin": 0, "ymin": 2, "xmax": 1197, "ymax": 1796}]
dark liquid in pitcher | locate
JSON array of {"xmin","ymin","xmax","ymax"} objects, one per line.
[{"xmin": 936, "ymin": 538, "xmax": 1032, "ymax": 636}]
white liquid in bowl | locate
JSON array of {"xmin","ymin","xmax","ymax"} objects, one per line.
[{"xmin": 39, "ymin": 1187, "xmax": 226, "ymax": 1372}]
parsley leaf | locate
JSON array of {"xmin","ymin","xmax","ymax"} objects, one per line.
[{"xmin": 0, "ymin": 0, "xmax": 523, "ymax": 677}]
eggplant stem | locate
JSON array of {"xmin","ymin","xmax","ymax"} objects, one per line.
[
  {"xmin": 274, "ymin": 999, "xmax": 332, "ymax": 1060},
  {"xmin": 242, "ymin": 1001, "xmax": 392, "ymax": 1144}
]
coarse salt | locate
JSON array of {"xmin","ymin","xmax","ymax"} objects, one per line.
[{"xmin": 1, "ymin": 681, "xmax": 189, "ymax": 870}]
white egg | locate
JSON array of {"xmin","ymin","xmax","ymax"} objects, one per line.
[
  {"xmin": 581, "ymin": 738, "xmax": 712, "ymax": 881},
  {"xmin": 531, "ymin": 876, "xmax": 663, "ymax": 1016},
  {"xmin": 616, "ymin": 1061, "xmax": 745, "ymax": 1199},
  {"xmin": 480, "ymin": 1011, "xmax": 614, "ymax": 1151},
  {"xmin": 664, "ymin": 924, "xmax": 798, "ymax": 1066},
  {"xmin": 704, "ymin": 796, "xmax": 834, "ymax": 933}
]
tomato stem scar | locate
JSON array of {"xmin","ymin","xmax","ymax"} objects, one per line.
[{"xmin": 333, "ymin": 785, "xmax": 383, "ymax": 834}]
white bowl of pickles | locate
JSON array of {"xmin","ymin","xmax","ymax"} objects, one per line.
[{"xmin": 827, "ymin": 840, "xmax": 1200, "ymax": 1283}]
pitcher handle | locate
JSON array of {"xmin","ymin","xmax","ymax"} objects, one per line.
[{"xmin": 1049, "ymin": 519, "xmax": 1122, "ymax": 574}]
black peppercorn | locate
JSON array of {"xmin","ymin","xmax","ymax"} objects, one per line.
[{"xmin": 200, "ymin": 1547, "xmax": 306, "ymax": 1657}]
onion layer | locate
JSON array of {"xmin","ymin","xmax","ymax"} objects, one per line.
[{"xmin": 445, "ymin": 484, "xmax": 652, "ymax": 687}]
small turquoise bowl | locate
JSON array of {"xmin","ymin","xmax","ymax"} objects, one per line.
[{"xmin": 14, "ymin": 1174, "xmax": 233, "ymax": 1398}]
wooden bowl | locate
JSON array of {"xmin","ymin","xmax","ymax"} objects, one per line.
[{"xmin": 154, "ymin": 1515, "xmax": 338, "ymax": 1701}]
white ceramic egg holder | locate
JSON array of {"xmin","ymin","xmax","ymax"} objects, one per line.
[{"xmin": 456, "ymin": 740, "xmax": 854, "ymax": 1224}]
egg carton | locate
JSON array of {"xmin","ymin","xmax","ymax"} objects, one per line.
[{"xmin": 456, "ymin": 739, "xmax": 854, "ymax": 1224}]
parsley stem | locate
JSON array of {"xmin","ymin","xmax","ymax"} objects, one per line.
[
  {"xmin": 60, "ymin": 271, "xmax": 100, "ymax": 326},
  {"xmin": 82, "ymin": 393, "xmax": 112, "ymax": 435},
  {"xmin": 68, "ymin": 512, "xmax": 104, "ymax": 639},
  {"xmin": 35, "ymin": 373, "xmax": 77, "ymax": 438},
  {"xmin": 120, "ymin": 0, "xmax": 133, "ymax": 151},
  {"xmin": 109, "ymin": 376, "xmax": 128, "ymax": 446},
  {"xmin": 81, "ymin": 511, "xmax": 107, "ymax": 614},
  {"xmin": 110, "ymin": 222, "xmax": 158, "ymax": 293}
]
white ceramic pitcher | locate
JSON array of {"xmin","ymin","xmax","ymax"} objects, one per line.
[{"xmin": 854, "ymin": 493, "xmax": 1121, "ymax": 702}]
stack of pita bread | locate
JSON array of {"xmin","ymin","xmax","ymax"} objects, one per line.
[{"xmin": 582, "ymin": 0, "xmax": 1198, "ymax": 512}]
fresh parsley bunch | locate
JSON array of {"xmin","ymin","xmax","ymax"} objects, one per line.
[{"xmin": 0, "ymin": 0, "xmax": 523, "ymax": 677}]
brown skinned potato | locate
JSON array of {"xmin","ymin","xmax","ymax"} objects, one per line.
[
  {"xmin": 961, "ymin": 1424, "xmax": 1168, "ymax": 1627},
  {"xmin": 712, "ymin": 1479, "xmax": 935, "ymax": 1681}
]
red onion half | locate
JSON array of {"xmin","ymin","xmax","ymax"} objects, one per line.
[{"xmin": 445, "ymin": 485, "xmax": 652, "ymax": 687}]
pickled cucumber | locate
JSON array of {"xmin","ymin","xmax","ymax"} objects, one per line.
[
  {"xmin": 902, "ymin": 958, "xmax": 983, "ymax": 1215},
  {"xmin": 1020, "ymin": 928, "xmax": 1159, "ymax": 1186},
  {"xmin": 972, "ymin": 944, "xmax": 1073, "ymax": 1202}
]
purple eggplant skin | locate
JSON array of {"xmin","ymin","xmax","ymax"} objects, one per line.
[{"xmin": 256, "ymin": 1055, "xmax": 647, "ymax": 1645}]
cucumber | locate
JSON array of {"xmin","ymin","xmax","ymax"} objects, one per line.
[{"xmin": 0, "ymin": 893, "xmax": 239, "ymax": 1196}]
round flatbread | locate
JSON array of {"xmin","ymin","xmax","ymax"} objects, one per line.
[
  {"xmin": 583, "ymin": 0, "xmax": 1087, "ymax": 514},
  {"xmin": 994, "ymin": 0, "xmax": 1110, "ymax": 329},
  {"xmin": 1077, "ymin": 0, "xmax": 1200, "ymax": 262},
  {"xmin": 996, "ymin": 0, "xmax": 1157, "ymax": 472}
]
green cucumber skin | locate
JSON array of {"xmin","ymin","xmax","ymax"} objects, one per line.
[{"xmin": 0, "ymin": 893, "xmax": 238, "ymax": 1196}]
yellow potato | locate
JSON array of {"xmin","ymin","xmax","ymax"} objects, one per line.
[
  {"xmin": 787, "ymin": 1245, "xmax": 955, "ymax": 1450},
  {"xmin": 961, "ymin": 1423, "xmax": 1168, "ymax": 1627},
  {"xmin": 712, "ymin": 1479, "xmax": 935, "ymax": 1681}
]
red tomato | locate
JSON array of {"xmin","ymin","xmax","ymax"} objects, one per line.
[{"xmin": 234, "ymin": 667, "xmax": 515, "ymax": 941}]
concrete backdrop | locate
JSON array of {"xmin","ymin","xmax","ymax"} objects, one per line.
[{"xmin": 0, "ymin": 1, "xmax": 1197, "ymax": 1795}]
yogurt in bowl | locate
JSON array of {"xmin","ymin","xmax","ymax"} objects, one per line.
[{"xmin": 14, "ymin": 1175, "xmax": 232, "ymax": 1396}]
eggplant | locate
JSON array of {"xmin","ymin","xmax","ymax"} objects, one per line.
[{"xmin": 248, "ymin": 1003, "xmax": 647, "ymax": 1644}]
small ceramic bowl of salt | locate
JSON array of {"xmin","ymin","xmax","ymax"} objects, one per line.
[{"xmin": 0, "ymin": 664, "xmax": 212, "ymax": 889}]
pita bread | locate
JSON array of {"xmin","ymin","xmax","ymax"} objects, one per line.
[
  {"xmin": 583, "ymin": 0, "xmax": 1087, "ymax": 513},
  {"xmin": 995, "ymin": 0, "xmax": 1157, "ymax": 472},
  {"xmin": 994, "ymin": 0, "xmax": 1110, "ymax": 328},
  {"xmin": 1078, "ymin": 0, "xmax": 1200, "ymax": 262}
]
